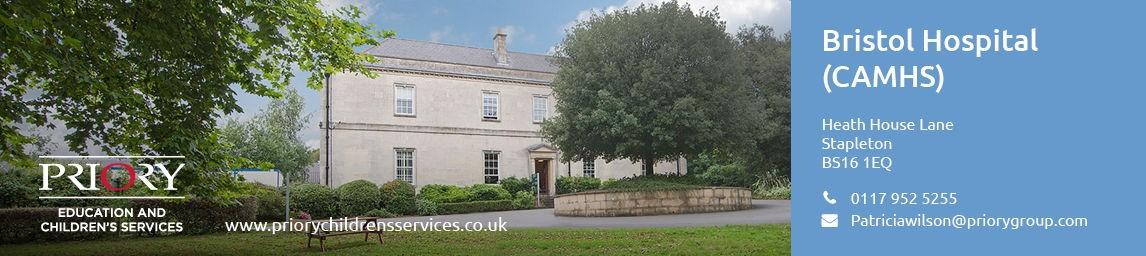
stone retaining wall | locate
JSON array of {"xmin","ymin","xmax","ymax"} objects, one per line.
[{"xmin": 553, "ymin": 187, "xmax": 752, "ymax": 217}]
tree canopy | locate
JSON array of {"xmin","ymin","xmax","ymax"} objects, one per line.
[
  {"xmin": 0, "ymin": 0, "xmax": 391, "ymax": 197},
  {"xmin": 542, "ymin": 1, "xmax": 758, "ymax": 175},
  {"xmin": 735, "ymin": 25, "xmax": 792, "ymax": 180},
  {"xmin": 689, "ymin": 25, "xmax": 792, "ymax": 188},
  {"xmin": 219, "ymin": 89, "xmax": 313, "ymax": 182}
]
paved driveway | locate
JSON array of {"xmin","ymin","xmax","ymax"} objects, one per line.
[{"xmin": 381, "ymin": 200, "xmax": 790, "ymax": 228}]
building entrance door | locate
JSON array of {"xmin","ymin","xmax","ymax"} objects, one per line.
[{"xmin": 535, "ymin": 159, "xmax": 550, "ymax": 194}]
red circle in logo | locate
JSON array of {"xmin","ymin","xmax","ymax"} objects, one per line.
[{"xmin": 100, "ymin": 163, "xmax": 136, "ymax": 192}]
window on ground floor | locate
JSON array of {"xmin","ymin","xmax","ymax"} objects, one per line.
[
  {"xmin": 395, "ymin": 148, "xmax": 415, "ymax": 184},
  {"xmin": 483, "ymin": 151, "xmax": 500, "ymax": 184},
  {"xmin": 583, "ymin": 159, "xmax": 595, "ymax": 178}
]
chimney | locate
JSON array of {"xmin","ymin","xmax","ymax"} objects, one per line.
[{"xmin": 493, "ymin": 28, "xmax": 509, "ymax": 65}]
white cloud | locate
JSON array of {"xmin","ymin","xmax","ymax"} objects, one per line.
[
  {"xmin": 429, "ymin": 26, "xmax": 453, "ymax": 43},
  {"xmin": 318, "ymin": 0, "xmax": 378, "ymax": 20},
  {"xmin": 564, "ymin": 0, "xmax": 790, "ymax": 34}
]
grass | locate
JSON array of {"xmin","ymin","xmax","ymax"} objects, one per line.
[{"xmin": 0, "ymin": 224, "xmax": 789, "ymax": 255}]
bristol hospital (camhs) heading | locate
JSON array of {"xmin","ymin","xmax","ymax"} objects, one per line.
[{"xmin": 819, "ymin": 28, "xmax": 1039, "ymax": 94}]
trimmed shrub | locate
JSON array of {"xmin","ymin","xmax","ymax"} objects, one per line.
[
  {"xmin": 420, "ymin": 184, "xmax": 473, "ymax": 203},
  {"xmin": 418, "ymin": 184, "xmax": 451, "ymax": 202},
  {"xmin": 512, "ymin": 191, "xmax": 535, "ymax": 210},
  {"xmin": 241, "ymin": 183, "xmax": 285, "ymax": 221},
  {"xmin": 695, "ymin": 163, "xmax": 755, "ymax": 188},
  {"xmin": 468, "ymin": 184, "xmax": 512, "ymax": 201},
  {"xmin": 437, "ymin": 200, "xmax": 515, "ymax": 215},
  {"xmin": 600, "ymin": 178, "xmax": 618, "ymax": 188},
  {"xmin": 556, "ymin": 176, "xmax": 601, "ymax": 194},
  {"xmin": 0, "ymin": 207, "xmax": 119, "ymax": 243},
  {"xmin": 364, "ymin": 208, "xmax": 397, "ymax": 218},
  {"xmin": 379, "ymin": 180, "xmax": 416, "ymax": 215},
  {"xmin": 440, "ymin": 188, "xmax": 474, "ymax": 203},
  {"xmin": 498, "ymin": 176, "xmax": 532, "ymax": 194},
  {"xmin": 291, "ymin": 183, "xmax": 340, "ymax": 219},
  {"xmin": 130, "ymin": 196, "xmax": 258, "ymax": 235},
  {"xmin": 337, "ymin": 180, "xmax": 380, "ymax": 217},
  {"xmin": 416, "ymin": 199, "xmax": 440, "ymax": 216},
  {"xmin": 2, "ymin": 195, "xmax": 262, "ymax": 242}
]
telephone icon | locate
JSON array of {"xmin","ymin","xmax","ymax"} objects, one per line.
[{"xmin": 822, "ymin": 190, "xmax": 837, "ymax": 205}]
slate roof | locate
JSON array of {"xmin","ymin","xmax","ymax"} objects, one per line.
[{"xmin": 364, "ymin": 38, "xmax": 558, "ymax": 74}]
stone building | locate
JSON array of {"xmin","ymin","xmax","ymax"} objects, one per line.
[{"xmin": 319, "ymin": 30, "xmax": 685, "ymax": 197}]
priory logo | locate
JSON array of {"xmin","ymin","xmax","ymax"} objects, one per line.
[{"xmin": 37, "ymin": 155, "xmax": 187, "ymax": 200}]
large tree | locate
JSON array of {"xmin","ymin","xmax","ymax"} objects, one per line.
[
  {"xmin": 542, "ymin": 1, "xmax": 757, "ymax": 175},
  {"xmin": 0, "ymin": 0, "xmax": 390, "ymax": 197},
  {"xmin": 219, "ymin": 89, "xmax": 312, "ymax": 182},
  {"xmin": 690, "ymin": 25, "xmax": 792, "ymax": 188},
  {"xmin": 736, "ymin": 25, "xmax": 792, "ymax": 181}
]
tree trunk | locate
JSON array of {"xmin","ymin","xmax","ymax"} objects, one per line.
[{"xmin": 643, "ymin": 157, "xmax": 654, "ymax": 176}]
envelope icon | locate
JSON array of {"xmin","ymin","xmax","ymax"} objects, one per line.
[{"xmin": 821, "ymin": 214, "xmax": 839, "ymax": 228}]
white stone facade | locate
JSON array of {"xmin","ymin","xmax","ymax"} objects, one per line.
[{"xmin": 319, "ymin": 35, "xmax": 685, "ymax": 195}]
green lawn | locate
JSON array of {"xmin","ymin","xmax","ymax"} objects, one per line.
[{"xmin": 0, "ymin": 224, "xmax": 789, "ymax": 255}]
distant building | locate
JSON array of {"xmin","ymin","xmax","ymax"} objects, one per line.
[
  {"xmin": 234, "ymin": 169, "xmax": 285, "ymax": 187},
  {"xmin": 319, "ymin": 30, "xmax": 685, "ymax": 196}
]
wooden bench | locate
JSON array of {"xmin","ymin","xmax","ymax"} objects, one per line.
[{"xmin": 302, "ymin": 217, "xmax": 384, "ymax": 252}]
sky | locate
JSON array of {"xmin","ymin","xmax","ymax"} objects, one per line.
[{"xmin": 230, "ymin": 0, "xmax": 792, "ymax": 150}]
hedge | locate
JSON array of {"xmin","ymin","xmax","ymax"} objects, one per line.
[
  {"xmin": 291, "ymin": 183, "xmax": 340, "ymax": 219},
  {"xmin": 364, "ymin": 208, "xmax": 396, "ymax": 218},
  {"xmin": 0, "ymin": 207, "xmax": 119, "ymax": 243},
  {"xmin": 498, "ymin": 176, "xmax": 532, "ymax": 194},
  {"xmin": 556, "ymin": 176, "xmax": 601, "ymax": 194},
  {"xmin": 437, "ymin": 200, "xmax": 515, "ymax": 215},
  {"xmin": 379, "ymin": 180, "xmax": 416, "ymax": 215},
  {"xmin": 337, "ymin": 180, "xmax": 380, "ymax": 217},
  {"xmin": 695, "ymin": 163, "xmax": 756, "ymax": 188},
  {"xmin": 131, "ymin": 196, "xmax": 258, "ymax": 235},
  {"xmin": 242, "ymin": 183, "xmax": 285, "ymax": 221},
  {"xmin": 419, "ymin": 184, "xmax": 474, "ymax": 203},
  {"xmin": 0, "ymin": 195, "xmax": 260, "ymax": 243},
  {"xmin": 512, "ymin": 191, "xmax": 535, "ymax": 210},
  {"xmin": 416, "ymin": 199, "xmax": 440, "ymax": 216},
  {"xmin": 469, "ymin": 184, "xmax": 512, "ymax": 201}
]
